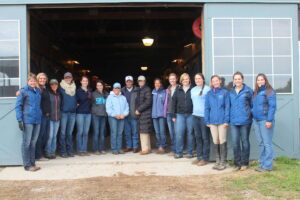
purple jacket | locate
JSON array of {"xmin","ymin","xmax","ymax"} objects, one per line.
[{"xmin": 152, "ymin": 88, "xmax": 168, "ymax": 118}]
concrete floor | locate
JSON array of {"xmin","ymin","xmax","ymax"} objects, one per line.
[{"xmin": 0, "ymin": 152, "xmax": 232, "ymax": 180}]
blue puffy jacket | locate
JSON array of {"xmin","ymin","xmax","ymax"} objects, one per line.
[
  {"xmin": 205, "ymin": 87, "xmax": 230, "ymax": 125},
  {"xmin": 60, "ymin": 87, "xmax": 77, "ymax": 113},
  {"xmin": 106, "ymin": 93, "xmax": 129, "ymax": 117},
  {"xmin": 16, "ymin": 85, "xmax": 42, "ymax": 124},
  {"xmin": 252, "ymin": 85, "xmax": 276, "ymax": 122},
  {"xmin": 229, "ymin": 84, "xmax": 253, "ymax": 125},
  {"xmin": 152, "ymin": 87, "xmax": 167, "ymax": 118}
]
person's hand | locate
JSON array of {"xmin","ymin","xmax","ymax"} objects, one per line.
[
  {"xmin": 207, "ymin": 124, "xmax": 211, "ymax": 128},
  {"xmin": 119, "ymin": 115, "xmax": 125, "ymax": 119},
  {"xmin": 16, "ymin": 90, "xmax": 20, "ymax": 97},
  {"xmin": 115, "ymin": 115, "xmax": 120, "ymax": 119},
  {"xmin": 172, "ymin": 118, "xmax": 176, "ymax": 122},
  {"xmin": 265, "ymin": 122, "xmax": 272, "ymax": 129},
  {"xmin": 135, "ymin": 110, "xmax": 140, "ymax": 115},
  {"xmin": 18, "ymin": 121, "xmax": 24, "ymax": 132},
  {"xmin": 223, "ymin": 123, "xmax": 229, "ymax": 128}
]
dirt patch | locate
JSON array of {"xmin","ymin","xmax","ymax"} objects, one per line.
[{"xmin": 0, "ymin": 172, "xmax": 274, "ymax": 200}]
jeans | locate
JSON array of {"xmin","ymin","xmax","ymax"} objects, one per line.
[
  {"xmin": 230, "ymin": 124, "xmax": 252, "ymax": 167},
  {"xmin": 35, "ymin": 115, "xmax": 50, "ymax": 159},
  {"xmin": 108, "ymin": 117, "xmax": 124, "ymax": 152},
  {"xmin": 167, "ymin": 113, "xmax": 176, "ymax": 153},
  {"xmin": 92, "ymin": 115, "xmax": 107, "ymax": 152},
  {"xmin": 76, "ymin": 114, "xmax": 92, "ymax": 153},
  {"xmin": 153, "ymin": 117, "xmax": 167, "ymax": 149},
  {"xmin": 253, "ymin": 120, "xmax": 274, "ymax": 170},
  {"xmin": 22, "ymin": 123, "xmax": 40, "ymax": 169},
  {"xmin": 124, "ymin": 117, "xmax": 139, "ymax": 149},
  {"xmin": 175, "ymin": 114, "xmax": 194, "ymax": 156},
  {"xmin": 192, "ymin": 116, "xmax": 210, "ymax": 161},
  {"xmin": 59, "ymin": 112, "xmax": 76, "ymax": 155},
  {"xmin": 45, "ymin": 121, "xmax": 60, "ymax": 155}
]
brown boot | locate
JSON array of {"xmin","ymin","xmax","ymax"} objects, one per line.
[
  {"xmin": 197, "ymin": 161, "xmax": 209, "ymax": 166},
  {"xmin": 27, "ymin": 167, "xmax": 37, "ymax": 172},
  {"xmin": 33, "ymin": 166, "xmax": 41, "ymax": 171},
  {"xmin": 139, "ymin": 150, "xmax": 152, "ymax": 155},
  {"xmin": 133, "ymin": 148, "xmax": 139, "ymax": 153},
  {"xmin": 123, "ymin": 148, "xmax": 132, "ymax": 152}
]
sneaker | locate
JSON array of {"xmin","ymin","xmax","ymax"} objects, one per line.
[
  {"xmin": 36, "ymin": 157, "xmax": 49, "ymax": 161},
  {"xmin": 255, "ymin": 167, "xmax": 271, "ymax": 172},
  {"xmin": 174, "ymin": 154, "xmax": 183, "ymax": 159},
  {"xmin": 183, "ymin": 154, "xmax": 193, "ymax": 159},
  {"xmin": 60, "ymin": 154, "xmax": 68, "ymax": 158},
  {"xmin": 33, "ymin": 166, "xmax": 41, "ymax": 171},
  {"xmin": 240, "ymin": 166, "xmax": 249, "ymax": 171},
  {"xmin": 232, "ymin": 166, "xmax": 241, "ymax": 171},
  {"xmin": 26, "ymin": 167, "xmax": 37, "ymax": 172},
  {"xmin": 217, "ymin": 163, "xmax": 227, "ymax": 170},
  {"xmin": 212, "ymin": 163, "xmax": 220, "ymax": 170},
  {"xmin": 192, "ymin": 160, "xmax": 200, "ymax": 165},
  {"xmin": 197, "ymin": 160, "xmax": 209, "ymax": 166}
]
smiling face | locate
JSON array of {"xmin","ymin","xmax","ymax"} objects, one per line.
[
  {"xmin": 113, "ymin": 87, "xmax": 120, "ymax": 95},
  {"xmin": 38, "ymin": 75, "xmax": 47, "ymax": 87},
  {"xmin": 138, "ymin": 80, "xmax": 145, "ymax": 87},
  {"xmin": 211, "ymin": 77, "xmax": 221, "ymax": 88},
  {"xmin": 168, "ymin": 75, "xmax": 177, "ymax": 86},
  {"xmin": 195, "ymin": 74, "xmax": 204, "ymax": 87},
  {"xmin": 81, "ymin": 77, "xmax": 89, "ymax": 88},
  {"xmin": 96, "ymin": 82, "xmax": 104, "ymax": 92},
  {"xmin": 256, "ymin": 75, "xmax": 266, "ymax": 87},
  {"xmin": 28, "ymin": 78, "xmax": 37, "ymax": 88},
  {"xmin": 181, "ymin": 76, "xmax": 190, "ymax": 87},
  {"xmin": 50, "ymin": 83, "xmax": 58, "ymax": 92},
  {"xmin": 154, "ymin": 80, "xmax": 161, "ymax": 90},
  {"xmin": 64, "ymin": 77, "xmax": 73, "ymax": 84},
  {"xmin": 233, "ymin": 74, "xmax": 243, "ymax": 87},
  {"xmin": 126, "ymin": 80, "xmax": 133, "ymax": 89}
]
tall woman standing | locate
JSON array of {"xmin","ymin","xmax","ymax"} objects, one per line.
[
  {"xmin": 16, "ymin": 73, "xmax": 42, "ymax": 171},
  {"xmin": 166, "ymin": 73, "xmax": 178, "ymax": 156},
  {"xmin": 205, "ymin": 75, "xmax": 230, "ymax": 170},
  {"xmin": 76, "ymin": 76, "xmax": 92, "ymax": 156},
  {"xmin": 252, "ymin": 73, "xmax": 276, "ymax": 172},
  {"xmin": 172, "ymin": 73, "xmax": 194, "ymax": 159},
  {"xmin": 229, "ymin": 72, "xmax": 253, "ymax": 171},
  {"xmin": 191, "ymin": 73, "xmax": 210, "ymax": 166}
]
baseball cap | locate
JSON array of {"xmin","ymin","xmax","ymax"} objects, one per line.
[
  {"xmin": 64, "ymin": 72, "xmax": 73, "ymax": 78},
  {"xmin": 125, "ymin": 75, "xmax": 133, "ymax": 82},
  {"xmin": 113, "ymin": 82, "xmax": 121, "ymax": 89},
  {"xmin": 49, "ymin": 79, "xmax": 58, "ymax": 85},
  {"xmin": 137, "ymin": 75, "xmax": 146, "ymax": 81}
]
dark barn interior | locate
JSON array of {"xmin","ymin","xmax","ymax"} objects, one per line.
[{"xmin": 29, "ymin": 6, "xmax": 203, "ymax": 88}]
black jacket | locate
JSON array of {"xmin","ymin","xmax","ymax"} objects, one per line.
[
  {"xmin": 136, "ymin": 85, "xmax": 153, "ymax": 133},
  {"xmin": 171, "ymin": 85, "xmax": 193, "ymax": 117},
  {"xmin": 41, "ymin": 88, "xmax": 51, "ymax": 115}
]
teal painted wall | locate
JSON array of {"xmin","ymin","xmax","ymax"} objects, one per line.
[
  {"xmin": 203, "ymin": 3, "xmax": 300, "ymax": 158},
  {"xmin": 0, "ymin": 5, "xmax": 27, "ymax": 165}
]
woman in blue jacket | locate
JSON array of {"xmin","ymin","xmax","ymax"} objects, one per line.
[
  {"xmin": 172, "ymin": 73, "xmax": 194, "ymax": 159},
  {"xmin": 152, "ymin": 78, "xmax": 168, "ymax": 154},
  {"xmin": 106, "ymin": 82, "xmax": 129, "ymax": 154},
  {"xmin": 205, "ymin": 75, "xmax": 230, "ymax": 170},
  {"xmin": 44, "ymin": 79, "xmax": 62, "ymax": 159},
  {"xmin": 16, "ymin": 73, "xmax": 42, "ymax": 171},
  {"xmin": 229, "ymin": 72, "xmax": 253, "ymax": 171},
  {"xmin": 76, "ymin": 76, "xmax": 92, "ymax": 156},
  {"xmin": 252, "ymin": 73, "xmax": 276, "ymax": 172},
  {"xmin": 191, "ymin": 73, "xmax": 210, "ymax": 166}
]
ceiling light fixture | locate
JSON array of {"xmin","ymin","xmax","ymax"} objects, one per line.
[
  {"xmin": 142, "ymin": 37, "xmax": 154, "ymax": 47},
  {"xmin": 141, "ymin": 66, "xmax": 148, "ymax": 71}
]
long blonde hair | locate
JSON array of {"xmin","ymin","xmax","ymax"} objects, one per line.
[
  {"xmin": 179, "ymin": 73, "xmax": 191, "ymax": 85},
  {"xmin": 36, "ymin": 72, "xmax": 48, "ymax": 90},
  {"xmin": 167, "ymin": 73, "xmax": 177, "ymax": 95}
]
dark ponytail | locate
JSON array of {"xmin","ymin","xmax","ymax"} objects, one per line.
[{"xmin": 195, "ymin": 73, "xmax": 206, "ymax": 96}]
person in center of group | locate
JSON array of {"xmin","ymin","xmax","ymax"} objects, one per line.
[
  {"xmin": 59, "ymin": 72, "xmax": 77, "ymax": 158},
  {"xmin": 136, "ymin": 75, "xmax": 153, "ymax": 155},
  {"xmin": 121, "ymin": 76, "xmax": 140, "ymax": 153},
  {"xmin": 152, "ymin": 78, "xmax": 168, "ymax": 154},
  {"xmin": 205, "ymin": 75, "xmax": 230, "ymax": 170},
  {"xmin": 16, "ymin": 73, "xmax": 42, "ymax": 171},
  {"xmin": 172, "ymin": 73, "xmax": 194, "ymax": 159},
  {"xmin": 76, "ymin": 76, "xmax": 92, "ymax": 156},
  {"xmin": 91, "ymin": 80, "xmax": 109, "ymax": 155},
  {"xmin": 44, "ymin": 79, "xmax": 61, "ymax": 159},
  {"xmin": 166, "ymin": 73, "xmax": 178, "ymax": 156},
  {"xmin": 252, "ymin": 73, "xmax": 276, "ymax": 172},
  {"xmin": 106, "ymin": 82, "xmax": 129, "ymax": 155},
  {"xmin": 191, "ymin": 73, "xmax": 211, "ymax": 166},
  {"xmin": 229, "ymin": 72, "xmax": 253, "ymax": 171}
]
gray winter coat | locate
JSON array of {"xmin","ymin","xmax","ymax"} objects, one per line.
[
  {"xmin": 136, "ymin": 85, "xmax": 153, "ymax": 134},
  {"xmin": 92, "ymin": 90, "xmax": 108, "ymax": 116},
  {"xmin": 121, "ymin": 86, "xmax": 139, "ymax": 119}
]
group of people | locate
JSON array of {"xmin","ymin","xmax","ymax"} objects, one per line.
[{"xmin": 15, "ymin": 71, "xmax": 276, "ymax": 173}]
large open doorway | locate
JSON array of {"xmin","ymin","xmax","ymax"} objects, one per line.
[{"xmin": 28, "ymin": 5, "xmax": 203, "ymax": 88}]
